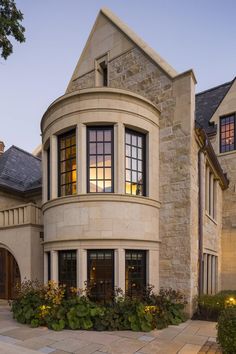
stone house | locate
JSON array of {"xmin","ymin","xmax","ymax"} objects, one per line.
[{"xmin": 0, "ymin": 8, "xmax": 235, "ymax": 314}]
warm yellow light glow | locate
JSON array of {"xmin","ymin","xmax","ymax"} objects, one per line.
[{"xmin": 72, "ymin": 170, "xmax": 76, "ymax": 182}]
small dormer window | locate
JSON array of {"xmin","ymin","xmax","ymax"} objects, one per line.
[{"xmin": 96, "ymin": 55, "xmax": 108, "ymax": 87}]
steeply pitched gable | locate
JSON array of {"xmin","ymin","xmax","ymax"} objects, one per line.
[{"xmin": 66, "ymin": 7, "xmax": 178, "ymax": 93}]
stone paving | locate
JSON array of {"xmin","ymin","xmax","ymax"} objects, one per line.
[{"xmin": 0, "ymin": 304, "xmax": 222, "ymax": 354}]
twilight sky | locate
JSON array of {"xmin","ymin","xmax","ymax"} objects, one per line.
[{"xmin": 1, "ymin": 0, "xmax": 236, "ymax": 152}]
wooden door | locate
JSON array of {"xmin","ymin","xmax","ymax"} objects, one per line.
[{"xmin": 0, "ymin": 248, "xmax": 21, "ymax": 299}]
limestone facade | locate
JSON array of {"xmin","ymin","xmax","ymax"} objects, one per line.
[{"xmin": 0, "ymin": 8, "xmax": 234, "ymax": 310}]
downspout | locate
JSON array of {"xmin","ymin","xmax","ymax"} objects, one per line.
[{"xmin": 197, "ymin": 128, "xmax": 208, "ymax": 296}]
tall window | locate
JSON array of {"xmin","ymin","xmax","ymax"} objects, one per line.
[
  {"xmin": 205, "ymin": 166, "xmax": 217, "ymax": 220},
  {"xmin": 58, "ymin": 130, "xmax": 76, "ymax": 196},
  {"xmin": 58, "ymin": 250, "xmax": 76, "ymax": 289},
  {"xmin": 87, "ymin": 250, "xmax": 114, "ymax": 302},
  {"xmin": 220, "ymin": 114, "xmax": 235, "ymax": 153},
  {"xmin": 125, "ymin": 129, "xmax": 145, "ymax": 196},
  {"xmin": 47, "ymin": 252, "xmax": 51, "ymax": 281},
  {"xmin": 87, "ymin": 127, "xmax": 113, "ymax": 193},
  {"xmin": 47, "ymin": 147, "xmax": 50, "ymax": 200},
  {"xmin": 125, "ymin": 250, "xmax": 146, "ymax": 297},
  {"xmin": 203, "ymin": 253, "xmax": 218, "ymax": 295}
]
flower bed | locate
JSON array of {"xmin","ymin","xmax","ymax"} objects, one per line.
[{"xmin": 11, "ymin": 281, "xmax": 187, "ymax": 332}]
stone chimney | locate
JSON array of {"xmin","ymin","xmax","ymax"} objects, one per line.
[{"xmin": 0, "ymin": 141, "xmax": 5, "ymax": 156}]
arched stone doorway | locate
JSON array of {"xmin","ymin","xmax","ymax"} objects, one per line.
[{"xmin": 0, "ymin": 248, "xmax": 21, "ymax": 299}]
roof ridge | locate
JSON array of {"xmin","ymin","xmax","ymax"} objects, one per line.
[
  {"xmin": 11, "ymin": 145, "xmax": 41, "ymax": 161},
  {"xmin": 196, "ymin": 79, "xmax": 234, "ymax": 96}
]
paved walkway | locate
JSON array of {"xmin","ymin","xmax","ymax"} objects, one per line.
[{"xmin": 0, "ymin": 304, "xmax": 221, "ymax": 354}]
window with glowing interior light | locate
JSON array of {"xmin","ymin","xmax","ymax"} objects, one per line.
[
  {"xmin": 220, "ymin": 114, "xmax": 235, "ymax": 153},
  {"xmin": 125, "ymin": 250, "xmax": 146, "ymax": 297},
  {"xmin": 125, "ymin": 129, "xmax": 145, "ymax": 196},
  {"xmin": 58, "ymin": 130, "xmax": 77, "ymax": 196},
  {"xmin": 87, "ymin": 126, "xmax": 113, "ymax": 193},
  {"xmin": 87, "ymin": 250, "xmax": 114, "ymax": 302}
]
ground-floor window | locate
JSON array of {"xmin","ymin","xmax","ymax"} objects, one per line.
[
  {"xmin": 87, "ymin": 249, "xmax": 114, "ymax": 302},
  {"xmin": 203, "ymin": 253, "xmax": 218, "ymax": 295},
  {"xmin": 58, "ymin": 250, "xmax": 77, "ymax": 289},
  {"xmin": 47, "ymin": 252, "xmax": 51, "ymax": 281},
  {"xmin": 125, "ymin": 250, "xmax": 146, "ymax": 297}
]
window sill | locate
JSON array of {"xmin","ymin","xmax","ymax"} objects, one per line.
[
  {"xmin": 218, "ymin": 149, "xmax": 236, "ymax": 157},
  {"xmin": 205, "ymin": 212, "xmax": 217, "ymax": 225}
]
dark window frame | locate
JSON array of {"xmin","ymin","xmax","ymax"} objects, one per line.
[
  {"xmin": 58, "ymin": 250, "xmax": 77, "ymax": 289},
  {"xmin": 125, "ymin": 250, "xmax": 147, "ymax": 298},
  {"xmin": 87, "ymin": 126, "xmax": 114, "ymax": 193},
  {"xmin": 58, "ymin": 129, "xmax": 77, "ymax": 197},
  {"xmin": 87, "ymin": 249, "xmax": 114, "ymax": 302},
  {"xmin": 47, "ymin": 252, "xmax": 51, "ymax": 281},
  {"xmin": 125, "ymin": 128, "xmax": 146, "ymax": 196},
  {"xmin": 220, "ymin": 114, "xmax": 236, "ymax": 153}
]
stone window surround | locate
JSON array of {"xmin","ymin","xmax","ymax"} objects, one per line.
[
  {"xmin": 219, "ymin": 113, "xmax": 236, "ymax": 154},
  {"xmin": 43, "ymin": 248, "xmax": 150, "ymax": 293},
  {"xmin": 43, "ymin": 123, "xmax": 148, "ymax": 202},
  {"xmin": 203, "ymin": 252, "xmax": 218, "ymax": 295},
  {"xmin": 205, "ymin": 164, "xmax": 217, "ymax": 222}
]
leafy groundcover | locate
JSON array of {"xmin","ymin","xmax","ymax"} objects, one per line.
[{"xmin": 11, "ymin": 281, "xmax": 187, "ymax": 332}]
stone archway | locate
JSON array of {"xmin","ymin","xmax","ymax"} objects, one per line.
[{"xmin": 0, "ymin": 248, "xmax": 21, "ymax": 299}]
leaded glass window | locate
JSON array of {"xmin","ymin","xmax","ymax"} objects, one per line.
[
  {"xmin": 125, "ymin": 250, "xmax": 146, "ymax": 297},
  {"xmin": 87, "ymin": 127, "xmax": 113, "ymax": 193},
  {"xmin": 58, "ymin": 130, "xmax": 76, "ymax": 196},
  {"xmin": 220, "ymin": 115, "xmax": 235, "ymax": 153},
  {"xmin": 87, "ymin": 250, "xmax": 114, "ymax": 302},
  {"xmin": 125, "ymin": 129, "xmax": 145, "ymax": 196},
  {"xmin": 58, "ymin": 250, "xmax": 76, "ymax": 289}
]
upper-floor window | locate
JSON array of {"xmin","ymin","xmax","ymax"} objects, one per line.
[
  {"xmin": 96, "ymin": 55, "xmax": 108, "ymax": 87},
  {"xmin": 58, "ymin": 130, "xmax": 76, "ymax": 196},
  {"xmin": 47, "ymin": 147, "xmax": 50, "ymax": 200},
  {"xmin": 125, "ymin": 129, "xmax": 145, "ymax": 196},
  {"xmin": 205, "ymin": 165, "xmax": 217, "ymax": 220},
  {"xmin": 220, "ymin": 114, "xmax": 235, "ymax": 153},
  {"xmin": 87, "ymin": 126, "xmax": 113, "ymax": 193}
]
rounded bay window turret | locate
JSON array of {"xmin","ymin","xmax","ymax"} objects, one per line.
[{"xmin": 41, "ymin": 88, "xmax": 160, "ymax": 299}]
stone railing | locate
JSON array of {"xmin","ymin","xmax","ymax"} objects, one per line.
[{"xmin": 0, "ymin": 203, "xmax": 42, "ymax": 228}]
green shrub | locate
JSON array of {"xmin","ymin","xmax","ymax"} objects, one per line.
[
  {"xmin": 217, "ymin": 308, "xmax": 236, "ymax": 354},
  {"xmin": 195, "ymin": 292, "xmax": 236, "ymax": 321},
  {"xmin": 11, "ymin": 282, "xmax": 187, "ymax": 332}
]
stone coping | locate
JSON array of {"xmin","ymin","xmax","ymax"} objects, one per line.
[{"xmin": 42, "ymin": 193, "xmax": 161, "ymax": 213}]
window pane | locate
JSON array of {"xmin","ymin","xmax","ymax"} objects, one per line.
[
  {"xmin": 97, "ymin": 130, "xmax": 104, "ymax": 142},
  {"xmin": 58, "ymin": 130, "xmax": 77, "ymax": 196},
  {"xmin": 58, "ymin": 250, "xmax": 77, "ymax": 290},
  {"xmin": 87, "ymin": 250, "xmax": 114, "ymax": 303},
  {"xmin": 125, "ymin": 130, "xmax": 145, "ymax": 196},
  {"xmin": 89, "ymin": 130, "xmax": 96, "ymax": 141},
  {"xmin": 88, "ymin": 127, "xmax": 113, "ymax": 193},
  {"xmin": 220, "ymin": 115, "xmax": 235, "ymax": 152},
  {"xmin": 125, "ymin": 250, "xmax": 146, "ymax": 298}
]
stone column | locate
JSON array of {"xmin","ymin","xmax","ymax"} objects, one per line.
[
  {"xmin": 115, "ymin": 249, "xmax": 125, "ymax": 293},
  {"xmin": 51, "ymin": 250, "xmax": 58, "ymax": 282},
  {"xmin": 43, "ymin": 252, "xmax": 48, "ymax": 284},
  {"xmin": 116, "ymin": 123, "xmax": 125, "ymax": 194},
  {"xmin": 50, "ymin": 135, "xmax": 58, "ymax": 199},
  {"xmin": 42, "ymin": 148, "xmax": 48, "ymax": 204},
  {"xmin": 203, "ymin": 253, "xmax": 207, "ymax": 294},
  {"xmin": 148, "ymin": 249, "xmax": 159, "ymax": 291},
  {"xmin": 78, "ymin": 249, "xmax": 87, "ymax": 290},
  {"xmin": 80, "ymin": 124, "xmax": 87, "ymax": 194}
]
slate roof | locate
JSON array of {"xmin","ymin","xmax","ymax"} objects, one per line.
[
  {"xmin": 0, "ymin": 146, "xmax": 41, "ymax": 193},
  {"xmin": 195, "ymin": 80, "xmax": 234, "ymax": 133}
]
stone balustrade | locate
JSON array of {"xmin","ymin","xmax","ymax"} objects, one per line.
[{"xmin": 0, "ymin": 203, "xmax": 42, "ymax": 228}]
